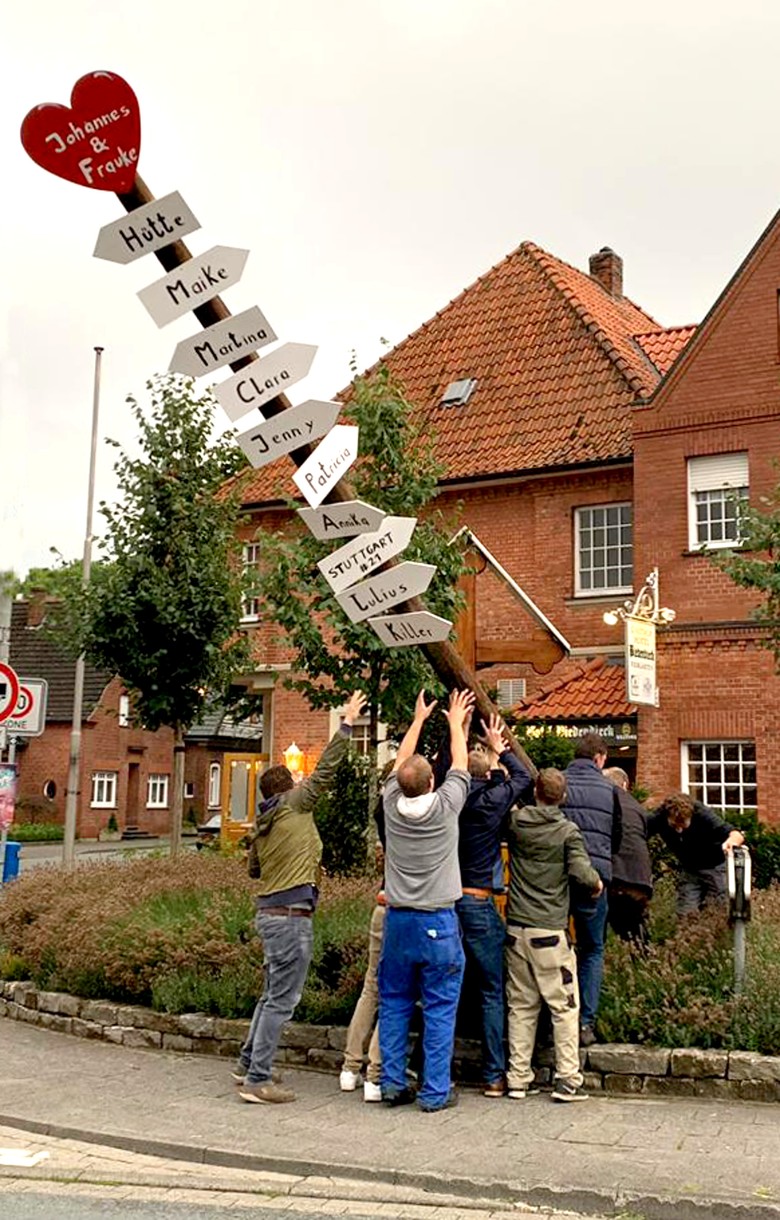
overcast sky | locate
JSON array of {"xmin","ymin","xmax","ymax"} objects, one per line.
[{"xmin": 3, "ymin": 0, "xmax": 780, "ymax": 577}]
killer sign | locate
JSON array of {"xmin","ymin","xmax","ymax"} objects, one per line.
[{"xmin": 368, "ymin": 611, "xmax": 453, "ymax": 648}]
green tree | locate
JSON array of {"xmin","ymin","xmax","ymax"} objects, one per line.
[
  {"xmin": 712, "ymin": 480, "xmax": 780, "ymax": 669},
  {"xmin": 253, "ymin": 364, "xmax": 466, "ymax": 841},
  {"xmin": 72, "ymin": 374, "xmax": 256, "ymax": 854}
]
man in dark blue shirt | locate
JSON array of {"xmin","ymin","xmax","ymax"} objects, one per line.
[
  {"xmin": 647, "ymin": 793, "xmax": 743, "ymax": 916},
  {"xmin": 456, "ymin": 714, "xmax": 533, "ymax": 1096}
]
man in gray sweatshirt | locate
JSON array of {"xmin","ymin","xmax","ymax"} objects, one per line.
[{"xmin": 379, "ymin": 688, "xmax": 473, "ymax": 1113}]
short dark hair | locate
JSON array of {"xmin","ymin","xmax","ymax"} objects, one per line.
[
  {"xmin": 536, "ymin": 767, "xmax": 566, "ymax": 806},
  {"xmin": 259, "ymin": 765, "xmax": 295, "ymax": 799},
  {"xmin": 574, "ymin": 731, "xmax": 609, "ymax": 760},
  {"xmin": 397, "ymin": 755, "xmax": 433, "ymax": 797}
]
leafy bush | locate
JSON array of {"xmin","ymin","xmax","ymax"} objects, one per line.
[
  {"xmin": 0, "ymin": 853, "xmax": 374, "ymax": 1022},
  {"xmin": 12, "ymin": 796, "xmax": 59, "ymax": 826},
  {"xmin": 725, "ymin": 809, "xmax": 780, "ymax": 888},
  {"xmin": 312, "ymin": 750, "xmax": 375, "ymax": 876},
  {"xmin": 600, "ymin": 876, "xmax": 780, "ymax": 1053},
  {"xmin": 9, "ymin": 822, "xmax": 64, "ymax": 842},
  {"xmin": 508, "ymin": 721, "xmax": 575, "ymax": 772}
]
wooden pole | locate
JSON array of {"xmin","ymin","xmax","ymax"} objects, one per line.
[{"xmin": 115, "ymin": 177, "xmax": 536, "ymax": 776}]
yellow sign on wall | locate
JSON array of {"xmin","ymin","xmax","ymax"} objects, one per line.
[{"xmin": 625, "ymin": 616, "xmax": 657, "ymax": 707}]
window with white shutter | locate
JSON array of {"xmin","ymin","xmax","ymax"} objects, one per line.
[{"xmin": 687, "ymin": 453, "xmax": 748, "ymax": 550}]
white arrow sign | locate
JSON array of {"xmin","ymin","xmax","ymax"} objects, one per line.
[
  {"xmin": 93, "ymin": 191, "xmax": 200, "ymax": 264},
  {"xmin": 138, "ymin": 246, "xmax": 249, "ymax": 327},
  {"xmin": 298, "ymin": 499, "xmax": 385, "ymax": 541},
  {"xmin": 318, "ymin": 516, "xmax": 417, "ymax": 595},
  {"xmin": 293, "ymin": 424, "xmax": 359, "ymax": 508},
  {"xmin": 169, "ymin": 306, "xmax": 277, "ymax": 377},
  {"xmin": 4, "ymin": 679, "xmax": 48, "ymax": 737},
  {"xmin": 368, "ymin": 611, "xmax": 453, "ymax": 648},
  {"xmin": 235, "ymin": 400, "xmax": 341, "ymax": 469},
  {"xmin": 214, "ymin": 343, "xmax": 318, "ymax": 424},
  {"xmin": 336, "ymin": 562, "xmax": 436, "ymax": 624}
]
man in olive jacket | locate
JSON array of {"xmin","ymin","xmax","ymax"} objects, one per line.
[
  {"xmin": 506, "ymin": 768, "xmax": 602, "ymax": 1103},
  {"xmin": 237, "ymin": 690, "xmax": 366, "ymax": 1104}
]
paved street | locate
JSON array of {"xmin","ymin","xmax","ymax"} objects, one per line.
[
  {"xmin": 0, "ymin": 1020, "xmax": 778, "ymax": 1219},
  {"xmin": 15, "ymin": 837, "xmax": 194, "ymax": 873}
]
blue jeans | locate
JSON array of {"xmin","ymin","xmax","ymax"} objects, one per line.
[
  {"xmin": 570, "ymin": 888, "xmax": 608, "ymax": 1029},
  {"xmin": 240, "ymin": 911, "xmax": 314, "ymax": 1084},
  {"xmin": 456, "ymin": 895, "xmax": 506, "ymax": 1082},
  {"xmin": 378, "ymin": 907, "xmax": 465, "ymax": 1110},
  {"xmin": 677, "ymin": 863, "xmax": 726, "ymax": 916}
]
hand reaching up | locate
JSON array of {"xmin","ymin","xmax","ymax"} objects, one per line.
[{"xmin": 444, "ymin": 688, "xmax": 475, "ymax": 728}]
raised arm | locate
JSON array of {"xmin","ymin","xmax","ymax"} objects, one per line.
[
  {"xmin": 392, "ymin": 689, "xmax": 438, "ymax": 773},
  {"xmin": 295, "ymin": 689, "xmax": 366, "ymax": 810},
  {"xmin": 444, "ymin": 689, "xmax": 475, "ymax": 773}
]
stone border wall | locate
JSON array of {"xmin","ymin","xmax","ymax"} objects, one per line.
[{"xmin": 2, "ymin": 980, "xmax": 779, "ymax": 1101}]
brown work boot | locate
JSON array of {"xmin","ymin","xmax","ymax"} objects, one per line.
[
  {"xmin": 231, "ymin": 1063, "xmax": 283, "ymax": 1085},
  {"xmin": 238, "ymin": 1080, "xmax": 296, "ymax": 1104}
]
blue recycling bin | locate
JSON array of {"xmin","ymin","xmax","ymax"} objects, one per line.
[{"xmin": 2, "ymin": 841, "xmax": 21, "ymax": 883}]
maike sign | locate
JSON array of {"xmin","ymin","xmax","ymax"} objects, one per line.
[
  {"xmin": 215, "ymin": 343, "xmax": 318, "ymax": 424},
  {"xmin": 235, "ymin": 400, "xmax": 341, "ymax": 469},
  {"xmin": 93, "ymin": 191, "xmax": 200, "ymax": 263},
  {"xmin": 138, "ymin": 246, "xmax": 249, "ymax": 327},
  {"xmin": 336, "ymin": 562, "xmax": 436, "ymax": 624},
  {"xmin": 169, "ymin": 306, "xmax": 277, "ymax": 377},
  {"xmin": 298, "ymin": 500, "xmax": 385, "ymax": 541},
  {"xmin": 318, "ymin": 516, "xmax": 417, "ymax": 595}
]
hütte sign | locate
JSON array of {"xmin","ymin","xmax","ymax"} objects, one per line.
[{"xmin": 21, "ymin": 71, "xmax": 140, "ymax": 192}]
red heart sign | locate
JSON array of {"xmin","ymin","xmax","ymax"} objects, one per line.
[{"xmin": 21, "ymin": 71, "xmax": 141, "ymax": 193}]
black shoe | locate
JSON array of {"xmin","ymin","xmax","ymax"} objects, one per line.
[
  {"xmin": 579, "ymin": 1024, "xmax": 597, "ymax": 1047},
  {"xmin": 418, "ymin": 1087, "xmax": 458, "ymax": 1112},
  {"xmin": 383, "ymin": 1086, "xmax": 417, "ymax": 1107},
  {"xmin": 551, "ymin": 1077, "xmax": 589, "ymax": 1103}
]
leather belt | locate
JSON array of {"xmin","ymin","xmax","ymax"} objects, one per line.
[
  {"xmin": 260, "ymin": 906, "xmax": 313, "ymax": 918},
  {"xmin": 461, "ymin": 887, "xmax": 493, "ymax": 899}
]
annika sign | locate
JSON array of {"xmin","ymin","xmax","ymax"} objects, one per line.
[{"xmin": 21, "ymin": 71, "xmax": 140, "ymax": 192}]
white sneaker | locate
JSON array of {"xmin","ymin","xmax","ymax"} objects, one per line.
[
  {"xmin": 363, "ymin": 1080, "xmax": 382, "ymax": 1102},
  {"xmin": 339, "ymin": 1068, "xmax": 362, "ymax": 1092}
]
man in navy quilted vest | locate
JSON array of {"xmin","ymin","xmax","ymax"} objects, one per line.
[{"xmin": 563, "ymin": 732, "xmax": 622, "ymax": 1047}]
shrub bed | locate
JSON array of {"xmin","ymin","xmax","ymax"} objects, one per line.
[
  {"xmin": 0, "ymin": 854, "xmax": 374, "ymax": 1021},
  {"xmin": 8, "ymin": 823, "xmax": 64, "ymax": 842}
]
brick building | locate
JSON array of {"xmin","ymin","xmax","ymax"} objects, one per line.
[
  {"xmin": 8, "ymin": 599, "xmax": 174, "ymax": 838},
  {"xmin": 236, "ymin": 217, "xmax": 780, "ymax": 825}
]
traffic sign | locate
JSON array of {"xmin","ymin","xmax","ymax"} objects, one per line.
[
  {"xmin": 0, "ymin": 662, "xmax": 20, "ymax": 724},
  {"xmin": 93, "ymin": 190, "xmax": 200, "ymax": 263},
  {"xmin": 4, "ymin": 679, "xmax": 48, "ymax": 737},
  {"xmin": 336, "ymin": 562, "xmax": 436, "ymax": 624},
  {"xmin": 138, "ymin": 246, "xmax": 249, "ymax": 327},
  {"xmin": 214, "ymin": 343, "xmax": 318, "ymax": 424},
  {"xmin": 293, "ymin": 425, "xmax": 359, "ymax": 508},
  {"xmin": 169, "ymin": 306, "xmax": 277, "ymax": 377},
  {"xmin": 368, "ymin": 611, "xmax": 453, "ymax": 648},
  {"xmin": 318, "ymin": 516, "xmax": 417, "ymax": 595},
  {"xmin": 235, "ymin": 400, "xmax": 341, "ymax": 470},
  {"xmin": 298, "ymin": 500, "xmax": 386, "ymax": 541}
]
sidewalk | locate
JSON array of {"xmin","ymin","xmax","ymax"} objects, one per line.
[{"xmin": 0, "ymin": 1019, "xmax": 778, "ymax": 1220}]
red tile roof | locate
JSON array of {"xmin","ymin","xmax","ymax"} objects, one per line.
[
  {"xmin": 239, "ymin": 242, "xmax": 674, "ymax": 506},
  {"xmin": 634, "ymin": 325, "xmax": 697, "ymax": 375},
  {"xmin": 513, "ymin": 657, "xmax": 634, "ymax": 720}
]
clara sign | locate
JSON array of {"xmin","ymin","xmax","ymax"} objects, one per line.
[
  {"xmin": 625, "ymin": 616, "xmax": 657, "ymax": 707},
  {"xmin": 215, "ymin": 343, "xmax": 318, "ymax": 424}
]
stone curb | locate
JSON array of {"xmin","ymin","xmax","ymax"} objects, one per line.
[
  {"xmin": 2, "ymin": 980, "xmax": 780, "ymax": 1100},
  {"xmin": 0, "ymin": 1110, "xmax": 777, "ymax": 1220}
]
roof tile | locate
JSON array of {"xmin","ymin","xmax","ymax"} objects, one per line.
[{"xmin": 514, "ymin": 657, "xmax": 634, "ymax": 720}]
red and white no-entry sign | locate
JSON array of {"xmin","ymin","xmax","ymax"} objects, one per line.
[{"xmin": 0, "ymin": 662, "xmax": 21, "ymax": 724}]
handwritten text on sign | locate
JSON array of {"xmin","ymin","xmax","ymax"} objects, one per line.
[
  {"xmin": 298, "ymin": 499, "xmax": 385, "ymax": 541},
  {"xmin": 235, "ymin": 400, "xmax": 341, "ymax": 470},
  {"xmin": 293, "ymin": 425, "xmax": 359, "ymax": 509},
  {"xmin": 169, "ymin": 306, "xmax": 276, "ymax": 378},
  {"xmin": 318, "ymin": 516, "xmax": 416, "ymax": 595},
  {"xmin": 93, "ymin": 191, "xmax": 200, "ymax": 264},
  {"xmin": 368, "ymin": 611, "xmax": 453, "ymax": 648},
  {"xmin": 336, "ymin": 562, "xmax": 436, "ymax": 624},
  {"xmin": 138, "ymin": 247, "xmax": 249, "ymax": 327},
  {"xmin": 215, "ymin": 343, "xmax": 317, "ymax": 424}
]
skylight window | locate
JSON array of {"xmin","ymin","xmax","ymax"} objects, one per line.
[{"xmin": 440, "ymin": 378, "xmax": 477, "ymax": 406}]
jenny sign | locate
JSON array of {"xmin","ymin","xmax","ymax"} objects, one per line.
[{"xmin": 625, "ymin": 616, "xmax": 657, "ymax": 707}]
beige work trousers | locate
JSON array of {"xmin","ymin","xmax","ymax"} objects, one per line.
[
  {"xmin": 342, "ymin": 902, "xmax": 384, "ymax": 1083},
  {"xmin": 505, "ymin": 925, "xmax": 582, "ymax": 1090}
]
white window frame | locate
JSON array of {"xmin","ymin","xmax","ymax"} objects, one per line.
[
  {"xmin": 91, "ymin": 771, "xmax": 118, "ymax": 809},
  {"xmin": 183, "ymin": 782, "xmax": 195, "ymax": 800},
  {"xmin": 574, "ymin": 503, "xmax": 633, "ymax": 597},
  {"xmin": 687, "ymin": 453, "xmax": 749, "ymax": 551},
  {"xmin": 241, "ymin": 542, "xmax": 262, "ymax": 621},
  {"xmin": 208, "ymin": 762, "xmax": 222, "ymax": 809},
  {"xmin": 681, "ymin": 740, "xmax": 757, "ymax": 813},
  {"xmin": 496, "ymin": 679, "xmax": 527, "ymax": 709},
  {"xmin": 328, "ymin": 707, "xmax": 391, "ymax": 766},
  {"xmin": 146, "ymin": 773, "xmax": 170, "ymax": 809},
  {"xmin": 118, "ymin": 694, "xmax": 130, "ymax": 727}
]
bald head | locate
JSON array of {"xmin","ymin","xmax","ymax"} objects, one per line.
[
  {"xmin": 397, "ymin": 754, "xmax": 434, "ymax": 797},
  {"xmin": 604, "ymin": 766, "xmax": 629, "ymax": 790}
]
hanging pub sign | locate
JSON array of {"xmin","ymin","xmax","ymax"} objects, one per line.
[{"xmin": 625, "ymin": 615, "xmax": 657, "ymax": 707}]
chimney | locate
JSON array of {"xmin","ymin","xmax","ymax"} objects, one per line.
[
  {"xmin": 589, "ymin": 247, "xmax": 623, "ymax": 298},
  {"xmin": 26, "ymin": 590, "xmax": 55, "ymax": 628}
]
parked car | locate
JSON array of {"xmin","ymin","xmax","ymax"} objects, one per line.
[{"xmin": 196, "ymin": 812, "xmax": 221, "ymax": 848}]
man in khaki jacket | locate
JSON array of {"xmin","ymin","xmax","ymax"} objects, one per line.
[{"xmin": 237, "ymin": 690, "xmax": 366, "ymax": 1104}]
